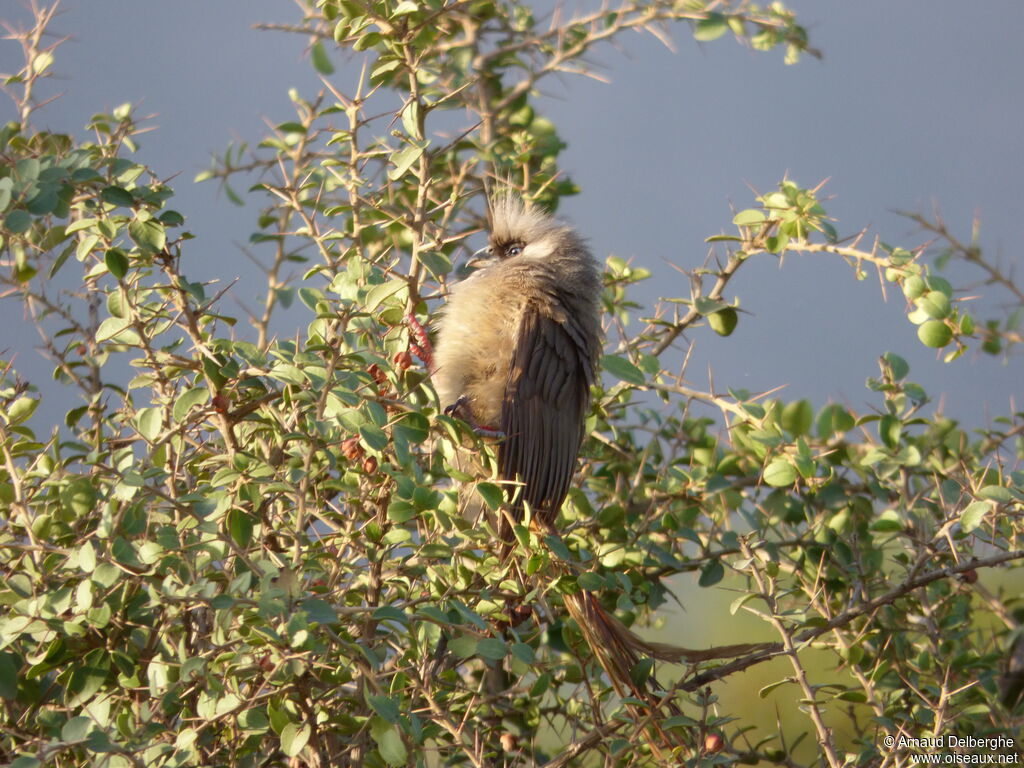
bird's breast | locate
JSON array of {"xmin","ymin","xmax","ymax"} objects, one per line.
[{"xmin": 433, "ymin": 270, "xmax": 528, "ymax": 425}]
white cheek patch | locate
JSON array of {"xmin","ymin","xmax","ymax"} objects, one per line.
[{"xmin": 524, "ymin": 239, "xmax": 555, "ymax": 260}]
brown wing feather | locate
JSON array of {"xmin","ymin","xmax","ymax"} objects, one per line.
[{"xmin": 498, "ymin": 300, "xmax": 593, "ymax": 535}]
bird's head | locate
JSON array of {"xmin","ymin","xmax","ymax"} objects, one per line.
[{"xmin": 470, "ymin": 194, "xmax": 586, "ymax": 267}]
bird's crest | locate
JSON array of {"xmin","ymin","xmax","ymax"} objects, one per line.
[{"xmin": 486, "ymin": 193, "xmax": 559, "ymax": 248}]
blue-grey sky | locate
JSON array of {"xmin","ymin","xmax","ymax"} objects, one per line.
[{"xmin": 1, "ymin": 0, "xmax": 1021, "ymax": 427}]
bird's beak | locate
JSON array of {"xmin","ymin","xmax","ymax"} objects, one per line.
[{"xmin": 464, "ymin": 245, "xmax": 492, "ymax": 270}]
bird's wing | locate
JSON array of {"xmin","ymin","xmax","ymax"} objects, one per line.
[{"xmin": 498, "ymin": 300, "xmax": 593, "ymax": 532}]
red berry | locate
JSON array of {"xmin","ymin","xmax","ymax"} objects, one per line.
[
  {"xmin": 393, "ymin": 351, "xmax": 413, "ymax": 370},
  {"xmin": 499, "ymin": 733, "xmax": 518, "ymax": 752},
  {"xmin": 340, "ymin": 437, "xmax": 364, "ymax": 460},
  {"xmin": 704, "ymin": 733, "xmax": 725, "ymax": 754}
]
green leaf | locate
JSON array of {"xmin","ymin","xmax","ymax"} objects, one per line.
[
  {"xmin": 135, "ymin": 407, "xmax": 163, "ymax": 442},
  {"xmin": 367, "ymin": 694, "xmax": 400, "ymax": 723},
  {"xmin": 759, "ymin": 679, "xmax": 791, "ymax": 698},
  {"xmin": 960, "ymin": 501, "xmax": 991, "ymax": 533},
  {"xmin": 302, "ymin": 598, "xmax": 337, "ymax": 625},
  {"xmin": 729, "ymin": 593, "xmax": 757, "ymax": 615},
  {"xmin": 227, "ymin": 509, "xmax": 254, "ymax": 546},
  {"xmin": 4, "ymin": 209, "xmax": 32, "ymax": 234},
  {"xmin": 978, "ymin": 485, "xmax": 1012, "ymax": 503},
  {"xmin": 353, "ymin": 31, "xmax": 382, "ymax": 52},
  {"xmin": 104, "ymin": 248, "xmax": 129, "ymax": 278},
  {"xmin": 476, "ymin": 482, "xmax": 504, "ymax": 511},
  {"xmin": 577, "ymin": 572, "xmax": 604, "ymax": 591},
  {"xmin": 387, "ymin": 140, "xmax": 429, "ymax": 181},
  {"xmin": 27, "ymin": 186, "xmax": 59, "ymax": 215},
  {"xmin": 387, "ymin": 500, "xmax": 415, "ymax": 523},
  {"xmin": 902, "ymin": 275, "xmax": 926, "ymax": 300},
  {"xmin": 401, "ymin": 99, "xmax": 420, "ymax": 137},
  {"xmin": 878, "ymin": 414, "xmax": 901, "ymax": 449},
  {"xmin": 372, "ymin": 606, "xmax": 407, "ymax": 625},
  {"xmin": 49, "ymin": 242, "xmax": 75, "ymax": 278},
  {"xmin": 882, "ymin": 352, "xmax": 910, "ymax": 381},
  {"xmin": 281, "ymin": 722, "xmax": 311, "ymax": 757},
  {"xmin": 448, "ymin": 635, "xmax": 478, "ymax": 659},
  {"xmin": 601, "ymin": 354, "xmax": 645, "ymax": 386},
  {"xmin": 693, "ymin": 13, "xmax": 729, "ymax": 41},
  {"xmin": 65, "ymin": 648, "xmax": 110, "ymax": 707},
  {"xmin": 159, "ymin": 209, "xmax": 185, "ymax": 227},
  {"xmin": 0, "ymin": 178, "xmax": 11, "ymax": 212},
  {"xmin": 137, "ymin": 541, "xmax": 164, "ymax": 565},
  {"xmin": 870, "ymin": 509, "xmax": 903, "ymax": 532},
  {"xmin": 763, "ymin": 458, "xmax": 796, "ymax": 487},
  {"xmin": 61, "ymin": 716, "xmax": 94, "ymax": 742},
  {"xmin": 915, "ymin": 290, "xmax": 951, "ymax": 320},
  {"xmin": 359, "ymin": 424, "xmax": 389, "ymax": 452},
  {"xmin": 698, "ymin": 559, "xmax": 724, "ymax": 587},
  {"xmin": 79, "ymin": 541, "xmax": 96, "ymax": 573},
  {"xmin": 129, "ymin": 214, "xmax": 166, "ymax": 253},
  {"xmin": 76, "ymin": 233, "xmax": 100, "ymax": 262},
  {"xmin": 708, "ymin": 307, "xmax": 738, "ymax": 336},
  {"xmin": 0, "ymin": 651, "xmax": 20, "ymax": 699},
  {"xmin": 173, "ymin": 387, "xmax": 209, "ymax": 423},
  {"xmin": 544, "ymin": 534, "xmax": 572, "ymax": 561},
  {"xmin": 926, "ymin": 275, "xmax": 953, "ymax": 297},
  {"xmin": 662, "ymin": 714, "xmax": 698, "ymax": 729},
  {"xmin": 637, "ymin": 353, "xmax": 661, "ymax": 374},
  {"xmin": 95, "ymin": 316, "xmax": 140, "ymax": 345},
  {"xmin": 511, "ymin": 642, "xmax": 535, "ymax": 664},
  {"xmin": 393, "ymin": 0, "xmax": 419, "ymax": 15},
  {"xmin": 476, "ymin": 637, "xmax": 507, "ymax": 661},
  {"xmin": 370, "ymin": 716, "xmax": 408, "ymax": 767},
  {"xmin": 816, "ymin": 403, "xmax": 854, "ymax": 436},
  {"xmin": 694, "ymin": 297, "xmax": 728, "ymax": 315},
  {"xmin": 238, "ymin": 708, "xmax": 270, "ymax": 733},
  {"xmin": 100, "ymin": 186, "xmax": 135, "ymax": 207},
  {"xmin": 6, "ymin": 396, "xmax": 38, "ymax": 425},
  {"xmin": 917, "ymin": 320, "xmax": 952, "ymax": 348},
  {"xmin": 363, "ymin": 278, "xmax": 408, "ymax": 312},
  {"xmin": 780, "ymin": 400, "xmax": 813, "ymax": 436},
  {"xmin": 630, "ymin": 657, "xmax": 654, "ymax": 687},
  {"xmin": 225, "ymin": 182, "xmax": 244, "ymax": 206},
  {"xmin": 310, "ymin": 42, "xmax": 335, "ymax": 75},
  {"xmin": 732, "ymin": 208, "xmax": 766, "ymax": 227},
  {"xmin": 418, "ymin": 249, "xmax": 452, "ymax": 279}
]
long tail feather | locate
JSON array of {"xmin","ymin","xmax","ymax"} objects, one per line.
[
  {"xmin": 562, "ymin": 587, "xmax": 776, "ymax": 758},
  {"xmin": 563, "ymin": 590, "xmax": 771, "ymax": 694}
]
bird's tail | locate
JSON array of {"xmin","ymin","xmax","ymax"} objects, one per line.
[
  {"xmin": 562, "ymin": 588, "xmax": 774, "ymax": 758},
  {"xmin": 562, "ymin": 589, "xmax": 769, "ymax": 696}
]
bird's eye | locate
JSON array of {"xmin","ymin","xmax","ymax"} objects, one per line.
[{"xmin": 506, "ymin": 245, "xmax": 523, "ymax": 257}]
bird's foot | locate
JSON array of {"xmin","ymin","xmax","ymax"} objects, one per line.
[
  {"xmin": 443, "ymin": 395, "xmax": 470, "ymax": 418},
  {"xmin": 443, "ymin": 396, "xmax": 505, "ymax": 439}
]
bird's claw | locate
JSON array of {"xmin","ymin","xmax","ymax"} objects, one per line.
[
  {"xmin": 443, "ymin": 396, "xmax": 505, "ymax": 439},
  {"xmin": 443, "ymin": 395, "xmax": 470, "ymax": 418}
]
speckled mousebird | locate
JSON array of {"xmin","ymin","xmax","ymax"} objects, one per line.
[
  {"xmin": 432, "ymin": 194, "xmax": 603, "ymax": 539},
  {"xmin": 429, "ymin": 194, "xmax": 769, "ymax": 749}
]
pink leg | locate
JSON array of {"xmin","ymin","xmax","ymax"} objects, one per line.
[{"xmin": 406, "ymin": 313, "xmax": 433, "ymax": 371}]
